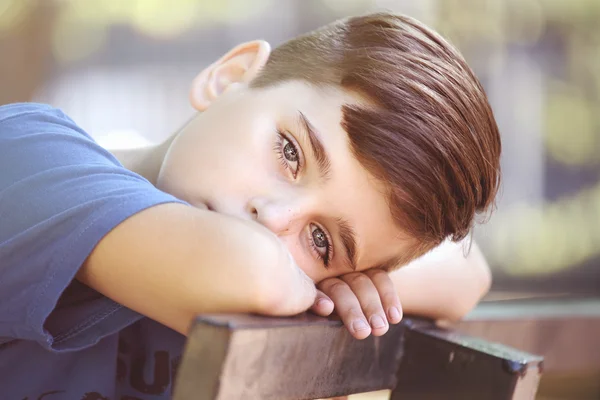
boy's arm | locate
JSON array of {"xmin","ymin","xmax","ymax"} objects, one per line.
[
  {"xmin": 390, "ymin": 239, "xmax": 492, "ymax": 321},
  {"xmin": 0, "ymin": 104, "xmax": 314, "ymax": 349},
  {"xmin": 77, "ymin": 202, "xmax": 317, "ymax": 336}
]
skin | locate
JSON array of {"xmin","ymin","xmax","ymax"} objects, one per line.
[
  {"xmin": 81, "ymin": 40, "xmax": 492, "ymax": 345},
  {"xmin": 157, "ymin": 80, "xmax": 414, "ymax": 336}
]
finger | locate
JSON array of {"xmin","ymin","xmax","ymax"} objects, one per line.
[
  {"xmin": 340, "ymin": 272, "xmax": 389, "ymax": 336},
  {"xmin": 318, "ymin": 278, "xmax": 371, "ymax": 339},
  {"xmin": 310, "ymin": 289, "xmax": 335, "ymax": 316},
  {"xmin": 364, "ymin": 269, "xmax": 403, "ymax": 324}
]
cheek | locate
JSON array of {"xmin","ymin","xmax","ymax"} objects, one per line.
[{"xmin": 280, "ymin": 236, "xmax": 326, "ymax": 283}]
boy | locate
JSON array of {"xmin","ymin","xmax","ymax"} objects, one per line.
[{"xmin": 0, "ymin": 12, "xmax": 500, "ymax": 399}]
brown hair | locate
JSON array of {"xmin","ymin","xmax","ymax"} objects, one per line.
[{"xmin": 251, "ymin": 13, "xmax": 501, "ymax": 264}]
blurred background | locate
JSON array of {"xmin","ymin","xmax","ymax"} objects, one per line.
[
  {"xmin": 2, "ymin": 1, "xmax": 599, "ymax": 399},
  {"xmin": 1, "ymin": 0, "xmax": 599, "ymax": 302}
]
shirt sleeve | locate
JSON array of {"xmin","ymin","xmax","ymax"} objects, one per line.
[{"xmin": 0, "ymin": 103, "xmax": 188, "ymax": 351}]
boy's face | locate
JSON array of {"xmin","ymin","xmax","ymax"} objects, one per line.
[{"xmin": 157, "ymin": 80, "xmax": 412, "ymax": 282}]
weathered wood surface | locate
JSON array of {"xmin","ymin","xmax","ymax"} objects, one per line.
[
  {"xmin": 456, "ymin": 297, "xmax": 600, "ymax": 399},
  {"xmin": 457, "ymin": 297, "xmax": 600, "ymax": 373},
  {"xmin": 173, "ymin": 313, "xmax": 543, "ymax": 400}
]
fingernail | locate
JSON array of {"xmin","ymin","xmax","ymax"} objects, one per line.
[
  {"xmin": 352, "ymin": 319, "xmax": 370, "ymax": 332},
  {"xmin": 316, "ymin": 298, "xmax": 332, "ymax": 308},
  {"xmin": 370, "ymin": 315, "xmax": 386, "ymax": 329},
  {"xmin": 388, "ymin": 307, "xmax": 401, "ymax": 322}
]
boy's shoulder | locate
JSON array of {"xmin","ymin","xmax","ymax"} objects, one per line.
[
  {"xmin": 0, "ymin": 102, "xmax": 99, "ymax": 150},
  {"xmin": 0, "ymin": 102, "xmax": 82, "ymax": 138},
  {"xmin": 0, "ymin": 102, "xmax": 58, "ymax": 122}
]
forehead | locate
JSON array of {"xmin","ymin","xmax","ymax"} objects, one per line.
[
  {"xmin": 259, "ymin": 81, "xmax": 412, "ymax": 270},
  {"xmin": 261, "ymin": 80, "xmax": 364, "ymax": 115}
]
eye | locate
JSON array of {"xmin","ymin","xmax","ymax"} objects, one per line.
[
  {"xmin": 281, "ymin": 136, "xmax": 299, "ymax": 175},
  {"xmin": 309, "ymin": 223, "xmax": 332, "ymax": 267},
  {"xmin": 275, "ymin": 131, "xmax": 302, "ymax": 178},
  {"xmin": 283, "ymin": 138, "xmax": 298, "ymax": 163}
]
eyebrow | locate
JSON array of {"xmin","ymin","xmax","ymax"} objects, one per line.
[
  {"xmin": 296, "ymin": 112, "xmax": 356, "ymax": 270},
  {"xmin": 337, "ymin": 218, "xmax": 358, "ymax": 271},
  {"xmin": 298, "ymin": 111, "xmax": 332, "ymax": 181}
]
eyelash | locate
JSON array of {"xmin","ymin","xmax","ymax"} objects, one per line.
[{"xmin": 274, "ymin": 130, "xmax": 333, "ymax": 267}]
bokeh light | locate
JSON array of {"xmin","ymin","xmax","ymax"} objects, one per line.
[{"xmin": 2, "ymin": 0, "xmax": 600, "ymax": 293}]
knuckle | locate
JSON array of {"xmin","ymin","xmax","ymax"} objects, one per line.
[
  {"xmin": 255, "ymin": 270, "xmax": 316, "ymax": 316},
  {"xmin": 365, "ymin": 268, "xmax": 386, "ymax": 278},
  {"xmin": 316, "ymin": 277, "xmax": 336, "ymax": 288},
  {"xmin": 345, "ymin": 306, "xmax": 365, "ymax": 319},
  {"xmin": 363, "ymin": 301, "xmax": 384, "ymax": 315},
  {"xmin": 343, "ymin": 273, "xmax": 370, "ymax": 286},
  {"xmin": 321, "ymin": 279, "xmax": 347, "ymax": 295},
  {"xmin": 382, "ymin": 291, "xmax": 400, "ymax": 304}
]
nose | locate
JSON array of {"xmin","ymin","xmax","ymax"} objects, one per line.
[{"xmin": 247, "ymin": 197, "xmax": 304, "ymax": 236}]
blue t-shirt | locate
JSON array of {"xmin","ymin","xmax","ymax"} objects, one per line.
[{"xmin": 0, "ymin": 103, "xmax": 189, "ymax": 399}]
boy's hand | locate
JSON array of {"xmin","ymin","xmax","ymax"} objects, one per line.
[
  {"xmin": 310, "ymin": 269, "xmax": 403, "ymax": 340},
  {"xmin": 184, "ymin": 201, "xmax": 317, "ymax": 316},
  {"xmin": 244, "ymin": 223, "xmax": 319, "ymax": 316},
  {"xmin": 79, "ymin": 204, "xmax": 317, "ymax": 335}
]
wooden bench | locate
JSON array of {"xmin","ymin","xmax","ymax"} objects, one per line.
[
  {"xmin": 456, "ymin": 296, "xmax": 600, "ymax": 399},
  {"xmin": 172, "ymin": 312, "xmax": 544, "ymax": 399}
]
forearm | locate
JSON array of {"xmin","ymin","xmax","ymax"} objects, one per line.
[
  {"xmin": 77, "ymin": 203, "xmax": 275, "ymax": 335},
  {"xmin": 389, "ymin": 240, "xmax": 491, "ymax": 321}
]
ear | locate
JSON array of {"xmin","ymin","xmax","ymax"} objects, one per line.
[{"xmin": 189, "ymin": 40, "xmax": 271, "ymax": 111}]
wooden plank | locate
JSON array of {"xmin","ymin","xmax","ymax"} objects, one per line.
[
  {"xmin": 391, "ymin": 322, "xmax": 542, "ymax": 400},
  {"xmin": 171, "ymin": 318, "xmax": 232, "ymax": 400},
  {"xmin": 173, "ymin": 314, "xmax": 404, "ymax": 400},
  {"xmin": 456, "ymin": 298, "xmax": 600, "ymax": 372},
  {"xmin": 173, "ymin": 314, "xmax": 543, "ymax": 400}
]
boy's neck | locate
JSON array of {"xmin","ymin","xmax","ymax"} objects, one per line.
[{"xmin": 104, "ymin": 132, "xmax": 177, "ymax": 185}]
